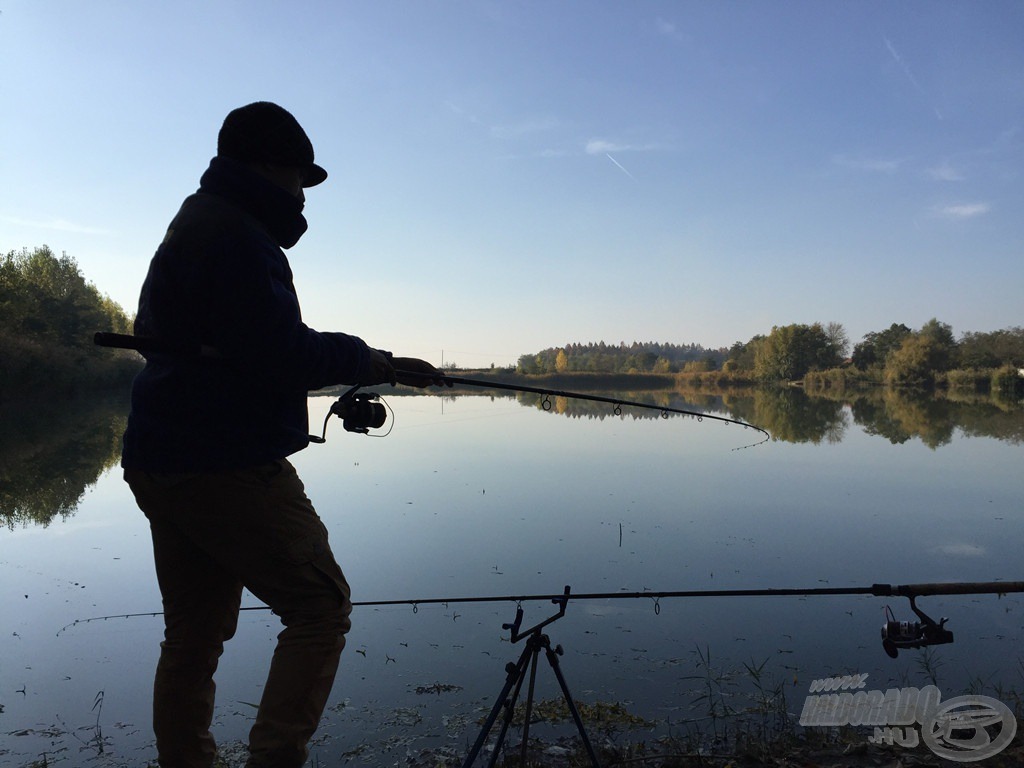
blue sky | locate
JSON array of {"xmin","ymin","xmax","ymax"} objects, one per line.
[{"xmin": 2, "ymin": 2, "xmax": 1021, "ymax": 367}]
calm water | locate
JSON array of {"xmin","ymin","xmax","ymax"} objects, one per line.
[{"xmin": 2, "ymin": 389, "xmax": 1022, "ymax": 766}]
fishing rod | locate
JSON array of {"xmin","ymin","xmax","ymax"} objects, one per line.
[
  {"xmin": 93, "ymin": 332, "xmax": 771, "ymax": 445},
  {"xmin": 61, "ymin": 580, "xmax": 1024, "ymax": 658},
  {"xmin": 414, "ymin": 370, "xmax": 766, "ymax": 433},
  {"xmin": 314, "ymin": 371, "xmax": 770, "ymax": 446}
]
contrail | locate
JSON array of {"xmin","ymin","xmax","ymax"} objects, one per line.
[
  {"xmin": 883, "ymin": 36, "xmax": 921, "ymax": 91},
  {"xmin": 605, "ymin": 153, "xmax": 637, "ymax": 181},
  {"xmin": 884, "ymin": 35, "xmax": 943, "ymax": 120}
]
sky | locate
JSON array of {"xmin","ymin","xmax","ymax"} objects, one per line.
[{"xmin": 2, "ymin": 1, "xmax": 1022, "ymax": 368}]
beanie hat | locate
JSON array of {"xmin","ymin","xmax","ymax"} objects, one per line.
[{"xmin": 217, "ymin": 102, "xmax": 328, "ymax": 187}]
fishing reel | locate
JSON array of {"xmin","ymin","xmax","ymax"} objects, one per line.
[
  {"xmin": 331, "ymin": 390, "xmax": 387, "ymax": 434},
  {"xmin": 310, "ymin": 386, "xmax": 391, "ymax": 443},
  {"xmin": 881, "ymin": 597, "xmax": 953, "ymax": 658}
]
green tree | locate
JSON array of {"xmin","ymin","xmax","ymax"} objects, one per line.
[
  {"xmin": 825, "ymin": 321, "xmax": 850, "ymax": 360},
  {"xmin": 885, "ymin": 335, "xmax": 933, "ymax": 386},
  {"xmin": 959, "ymin": 327, "xmax": 1024, "ymax": 369},
  {"xmin": 2, "ymin": 245, "xmax": 129, "ymax": 347},
  {"xmin": 881, "ymin": 319, "xmax": 959, "ymax": 387},
  {"xmin": 652, "ymin": 356, "xmax": 674, "ymax": 373},
  {"xmin": 727, "ymin": 336, "xmax": 764, "ymax": 371},
  {"xmin": 516, "ymin": 353, "xmax": 537, "ymax": 374},
  {"xmin": 753, "ymin": 323, "xmax": 843, "ymax": 381},
  {"xmin": 0, "ymin": 246, "xmax": 136, "ymax": 400},
  {"xmin": 918, "ymin": 318, "xmax": 958, "ymax": 371},
  {"xmin": 852, "ymin": 323, "xmax": 912, "ymax": 371}
]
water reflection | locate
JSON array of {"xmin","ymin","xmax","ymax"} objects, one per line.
[
  {"xmin": 2, "ymin": 389, "xmax": 1022, "ymax": 765},
  {"xmin": 503, "ymin": 386, "xmax": 1022, "ymax": 448},
  {"xmin": 0, "ymin": 395, "xmax": 128, "ymax": 528},
  {"xmin": 3, "ymin": 387, "xmax": 1021, "ymax": 530}
]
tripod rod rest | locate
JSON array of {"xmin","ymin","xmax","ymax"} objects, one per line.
[{"xmin": 504, "ymin": 585, "xmax": 572, "ymax": 643}]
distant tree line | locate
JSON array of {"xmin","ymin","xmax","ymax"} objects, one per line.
[
  {"xmin": 517, "ymin": 341, "xmax": 727, "ymax": 375},
  {"xmin": 726, "ymin": 319, "xmax": 1023, "ymax": 393},
  {"xmin": 1, "ymin": 246, "xmax": 139, "ymax": 401},
  {"xmin": 6, "ymin": 246, "xmax": 1020, "ymax": 400},
  {"xmin": 517, "ymin": 320, "xmax": 1023, "ymax": 395}
]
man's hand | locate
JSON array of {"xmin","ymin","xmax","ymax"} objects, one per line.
[
  {"xmin": 391, "ymin": 357, "xmax": 451, "ymax": 388},
  {"xmin": 363, "ymin": 349, "xmax": 397, "ymax": 385}
]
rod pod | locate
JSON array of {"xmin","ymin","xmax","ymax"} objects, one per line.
[{"xmin": 462, "ymin": 587, "xmax": 601, "ymax": 768}]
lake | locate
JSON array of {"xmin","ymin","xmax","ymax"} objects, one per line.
[{"xmin": 1, "ymin": 386, "xmax": 1022, "ymax": 766}]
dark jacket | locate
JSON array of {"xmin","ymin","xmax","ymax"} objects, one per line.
[{"xmin": 122, "ymin": 157, "xmax": 372, "ymax": 471}]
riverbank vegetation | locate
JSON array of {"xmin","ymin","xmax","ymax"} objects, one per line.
[
  {"xmin": 515, "ymin": 320, "xmax": 1024, "ymax": 398},
  {"xmin": 1, "ymin": 246, "xmax": 139, "ymax": 403},
  {"xmin": 4, "ymin": 245, "xmax": 1021, "ymax": 404}
]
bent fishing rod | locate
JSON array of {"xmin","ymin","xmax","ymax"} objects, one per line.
[
  {"xmin": 93, "ymin": 332, "xmax": 771, "ymax": 445},
  {"xmin": 404, "ymin": 370, "xmax": 767, "ymax": 434},
  {"xmin": 62, "ymin": 580, "xmax": 1024, "ymax": 658},
  {"xmin": 308, "ymin": 375, "xmax": 770, "ymax": 449}
]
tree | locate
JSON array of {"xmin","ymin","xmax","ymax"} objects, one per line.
[
  {"xmin": 885, "ymin": 334, "xmax": 940, "ymax": 387},
  {"xmin": 825, "ymin": 322, "xmax": 850, "ymax": 360},
  {"xmin": 554, "ymin": 348, "xmax": 569, "ymax": 373},
  {"xmin": 960, "ymin": 327, "xmax": 1024, "ymax": 369},
  {"xmin": 1, "ymin": 245, "xmax": 128, "ymax": 348},
  {"xmin": 727, "ymin": 336, "xmax": 763, "ymax": 371},
  {"xmin": 516, "ymin": 353, "xmax": 537, "ymax": 374},
  {"xmin": 881, "ymin": 319, "xmax": 959, "ymax": 387},
  {"xmin": 1, "ymin": 246, "xmax": 137, "ymax": 400},
  {"xmin": 753, "ymin": 323, "xmax": 843, "ymax": 381},
  {"xmin": 917, "ymin": 318, "xmax": 958, "ymax": 371},
  {"xmin": 852, "ymin": 323, "xmax": 912, "ymax": 370}
]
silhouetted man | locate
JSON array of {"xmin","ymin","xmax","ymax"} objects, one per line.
[{"xmin": 122, "ymin": 101, "xmax": 444, "ymax": 768}]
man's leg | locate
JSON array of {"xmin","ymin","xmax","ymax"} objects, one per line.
[
  {"xmin": 126, "ymin": 469, "xmax": 244, "ymax": 768},
  {"xmin": 228, "ymin": 461, "xmax": 352, "ymax": 768},
  {"xmin": 129, "ymin": 461, "xmax": 352, "ymax": 768}
]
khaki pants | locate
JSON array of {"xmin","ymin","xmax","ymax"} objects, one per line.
[{"xmin": 124, "ymin": 460, "xmax": 352, "ymax": 768}]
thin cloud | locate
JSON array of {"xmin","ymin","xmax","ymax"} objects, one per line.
[
  {"xmin": 444, "ymin": 100, "xmax": 485, "ymax": 128},
  {"xmin": 0, "ymin": 214, "xmax": 112, "ymax": 236},
  {"xmin": 585, "ymin": 138, "xmax": 659, "ymax": 155},
  {"xmin": 929, "ymin": 543, "xmax": 986, "ymax": 557},
  {"xmin": 490, "ymin": 117, "xmax": 560, "ymax": 140},
  {"xmin": 935, "ymin": 202, "xmax": 991, "ymax": 220},
  {"xmin": 447, "ymin": 101, "xmax": 560, "ymax": 146},
  {"xmin": 927, "ymin": 162, "xmax": 965, "ymax": 182},
  {"xmin": 586, "ymin": 139, "xmax": 628, "ymax": 155},
  {"xmin": 655, "ymin": 17, "xmax": 686, "ymax": 42},
  {"xmin": 831, "ymin": 154, "xmax": 905, "ymax": 174}
]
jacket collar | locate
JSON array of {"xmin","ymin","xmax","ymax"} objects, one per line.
[{"xmin": 199, "ymin": 156, "xmax": 309, "ymax": 248}]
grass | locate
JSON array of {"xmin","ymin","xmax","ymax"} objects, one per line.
[{"xmin": 9, "ymin": 650, "xmax": 1024, "ymax": 768}]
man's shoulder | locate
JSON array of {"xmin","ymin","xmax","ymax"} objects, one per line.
[
  {"xmin": 172, "ymin": 192, "xmax": 255, "ymax": 235},
  {"xmin": 161, "ymin": 192, "xmax": 274, "ymax": 259}
]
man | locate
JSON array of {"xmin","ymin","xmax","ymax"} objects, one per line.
[{"xmin": 122, "ymin": 101, "xmax": 445, "ymax": 768}]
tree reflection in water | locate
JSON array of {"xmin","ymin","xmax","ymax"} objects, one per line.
[
  {"xmin": 508, "ymin": 385, "xmax": 1023, "ymax": 448},
  {"xmin": 2, "ymin": 385, "xmax": 1020, "ymax": 528},
  {"xmin": 0, "ymin": 395, "xmax": 128, "ymax": 528}
]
